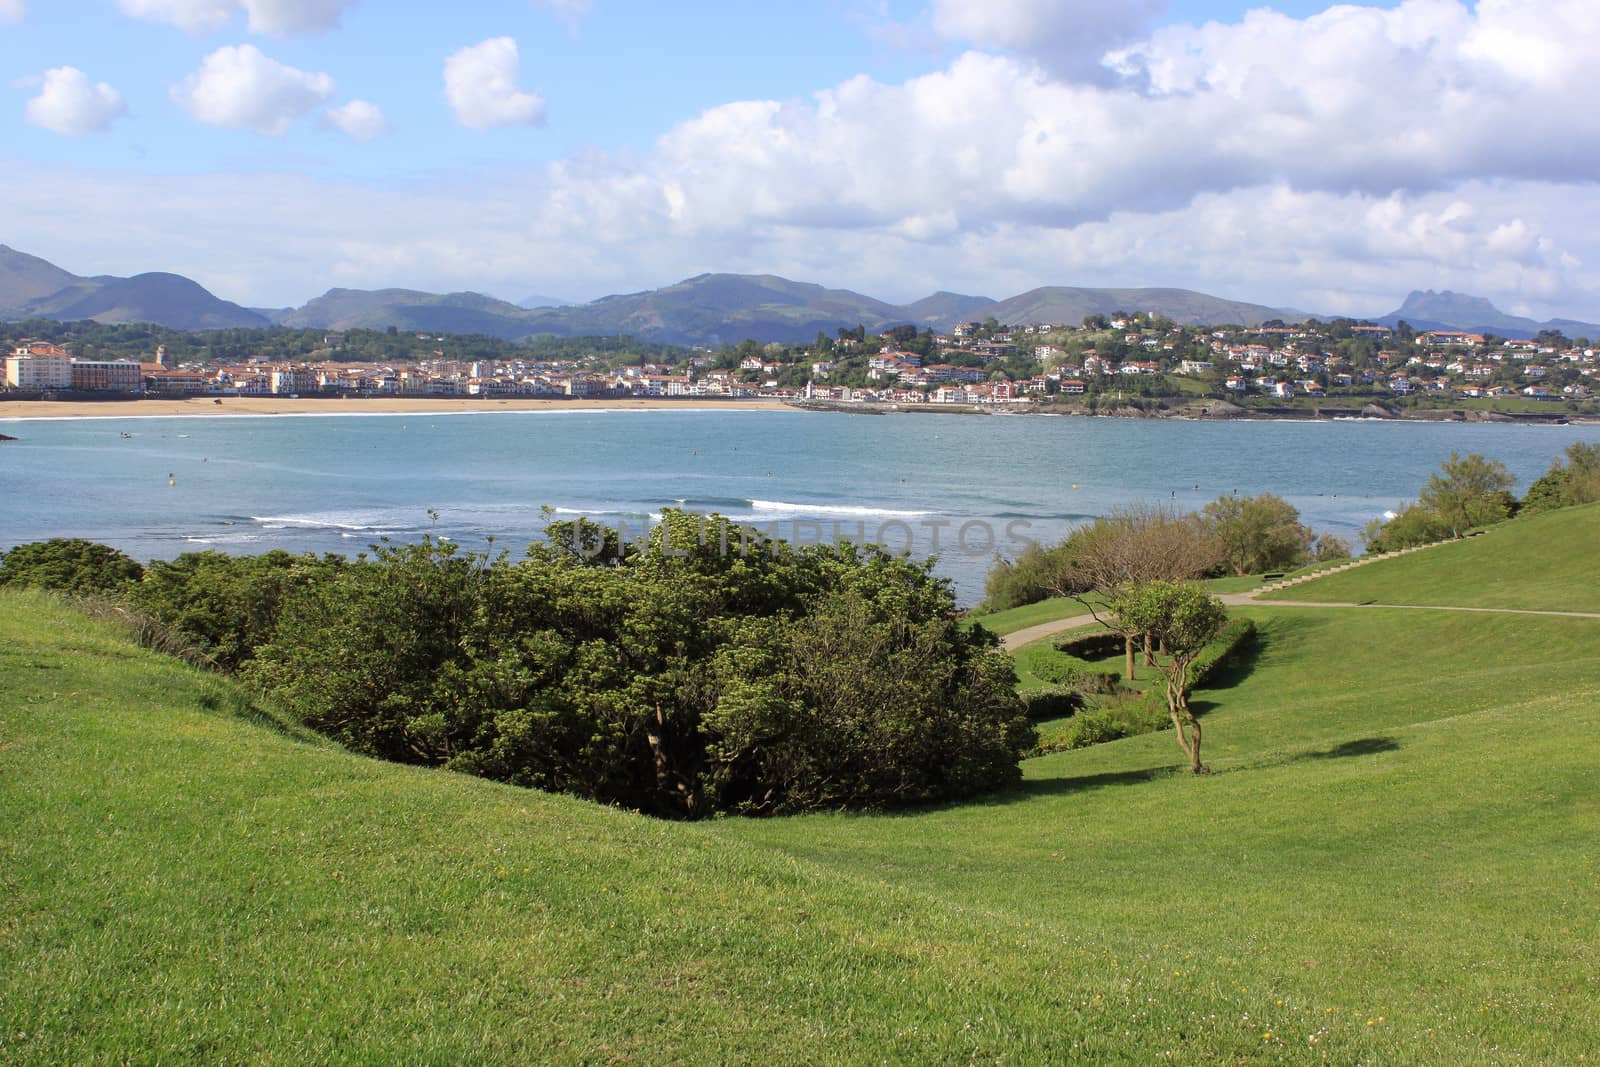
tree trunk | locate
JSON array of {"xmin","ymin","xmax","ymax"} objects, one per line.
[
  {"xmin": 1169, "ymin": 660, "xmax": 1204, "ymax": 775},
  {"xmin": 1185, "ymin": 712, "xmax": 1204, "ymax": 774},
  {"xmin": 1125, "ymin": 634, "xmax": 1136, "ymax": 682},
  {"xmin": 1143, "ymin": 631, "xmax": 1155, "ymax": 667},
  {"xmin": 1171, "ymin": 711, "xmax": 1192, "ymax": 761}
]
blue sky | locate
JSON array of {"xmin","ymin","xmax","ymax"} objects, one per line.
[
  {"xmin": 4, "ymin": 1, "xmax": 1598, "ymax": 321},
  {"xmin": 7, "ymin": 1, "xmax": 1344, "ymax": 178}
]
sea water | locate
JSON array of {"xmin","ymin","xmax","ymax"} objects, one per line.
[{"xmin": 4, "ymin": 409, "xmax": 1598, "ymax": 604}]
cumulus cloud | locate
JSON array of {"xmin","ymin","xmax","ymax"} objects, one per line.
[
  {"xmin": 24, "ymin": 67, "xmax": 128, "ymax": 135},
  {"xmin": 323, "ymin": 98, "xmax": 388, "ymax": 141},
  {"xmin": 444, "ymin": 37, "xmax": 545, "ymax": 129},
  {"xmin": 0, "ymin": 0, "xmax": 25, "ymax": 24},
  {"xmin": 116, "ymin": 0, "xmax": 355, "ymax": 34},
  {"xmin": 116, "ymin": 0, "xmax": 235, "ymax": 32},
  {"xmin": 542, "ymin": 0, "xmax": 1600, "ymax": 241},
  {"xmin": 931, "ymin": 0, "xmax": 1165, "ymax": 82},
  {"xmin": 172, "ymin": 44, "xmax": 334, "ymax": 134},
  {"xmin": 242, "ymin": 0, "xmax": 358, "ymax": 34}
]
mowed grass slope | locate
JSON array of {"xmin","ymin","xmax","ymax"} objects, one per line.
[
  {"xmin": 4, "ymin": 568, "xmax": 1600, "ymax": 1062},
  {"xmin": 1260, "ymin": 502, "xmax": 1600, "ymax": 613}
]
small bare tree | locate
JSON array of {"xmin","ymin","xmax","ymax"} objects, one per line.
[{"xmin": 1112, "ymin": 581, "xmax": 1228, "ymax": 774}]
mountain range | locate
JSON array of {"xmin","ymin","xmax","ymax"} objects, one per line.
[
  {"xmin": 3, "ymin": 244, "xmax": 1595, "ymax": 345},
  {"xmin": 0, "ymin": 245, "xmax": 270, "ymax": 331}
]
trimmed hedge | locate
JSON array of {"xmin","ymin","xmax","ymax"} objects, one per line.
[
  {"xmin": 1019, "ymin": 685, "xmax": 1084, "ymax": 721},
  {"xmin": 1032, "ymin": 658, "xmax": 1121, "ymax": 694},
  {"xmin": 1052, "ymin": 631, "xmax": 1126, "ymax": 659},
  {"xmin": 1179, "ymin": 617, "xmax": 1258, "ymax": 694},
  {"xmin": 1035, "ymin": 695, "xmax": 1168, "ymax": 753},
  {"xmin": 1033, "ymin": 617, "xmax": 1258, "ymax": 755}
]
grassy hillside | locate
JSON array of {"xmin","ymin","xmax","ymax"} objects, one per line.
[
  {"xmin": 4, "ymin": 576, "xmax": 1599, "ymax": 1062},
  {"xmin": 1261, "ymin": 503, "xmax": 1600, "ymax": 613}
]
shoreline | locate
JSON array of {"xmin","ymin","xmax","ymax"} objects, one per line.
[
  {"xmin": 790, "ymin": 398, "xmax": 1600, "ymax": 425},
  {"xmin": 0, "ymin": 394, "xmax": 1594, "ymax": 425},
  {"xmin": 0, "ymin": 396, "xmax": 792, "ymax": 421}
]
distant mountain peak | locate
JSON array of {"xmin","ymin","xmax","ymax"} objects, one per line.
[
  {"xmin": 1396, "ymin": 289, "xmax": 1506, "ymax": 318},
  {"xmin": 1378, "ymin": 289, "xmax": 1599, "ymax": 339}
]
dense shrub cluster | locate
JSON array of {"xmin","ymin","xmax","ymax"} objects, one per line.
[
  {"xmin": 1362, "ymin": 504, "xmax": 1454, "ymax": 553},
  {"xmin": 979, "ymin": 539, "xmax": 1082, "ymax": 613},
  {"xmin": 129, "ymin": 550, "xmax": 346, "ymax": 671},
  {"xmin": 1199, "ymin": 493, "xmax": 1313, "ymax": 576},
  {"xmin": 1522, "ymin": 443, "xmax": 1600, "ymax": 514},
  {"xmin": 0, "ymin": 538, "xmax": 144, "ymax": 595},
  {"xmin": 1364, "ymin": 452, "xmax": 1517, "ymax": 550},
  {"xmin": 78, "ymin": 511, "xmax": 1032, "ymax": 818}
]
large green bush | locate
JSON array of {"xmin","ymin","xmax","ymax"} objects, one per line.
[
  {"xmin": 239, "ymin": 512, "xmax": 1034, "ymax": 818},
  {"xmin": 0, "ymin": 539, "xmax": 143, "ymax": 595},
  {"xmin": 1522, "ymin": 442, "xmax": 1600, "ymax": 513},
  {"xmin": 1199, "ymin": 493, "xmax": 1312, "ymax": 575},
  {"xmin": 979, "ymin": 539, "xmax": 1080, "ymax": 612},
  {"xmin": 1363, "ymin": 503, "xmax": 1452, "ymax": 553}
]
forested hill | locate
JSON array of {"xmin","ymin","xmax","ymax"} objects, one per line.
[{"xmin": 0, "ymin": 319, "xmax": 692, "ymax": 366}]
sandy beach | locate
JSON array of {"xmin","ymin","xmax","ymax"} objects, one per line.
[{"xmin": 0, "ymin": 396, "xmax": 793, "ymax": 421}]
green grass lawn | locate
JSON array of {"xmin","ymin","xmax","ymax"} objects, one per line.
[
  {"xmin": 1261, "ymin": 502, "xmax": 1600, "ymax": 613},
  {"xmin": 4, "ymin": 575, "xmax": 1599, "ymax": 1063}
]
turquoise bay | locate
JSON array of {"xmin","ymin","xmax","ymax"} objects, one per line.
[{"xmin": 4, "ymin": 409, "xmax": 1599, "ymax": 604}]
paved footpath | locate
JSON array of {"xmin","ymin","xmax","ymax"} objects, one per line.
[{"xmin": 998, "ymin": 588, "xmax": 1600, "ymax": 652}]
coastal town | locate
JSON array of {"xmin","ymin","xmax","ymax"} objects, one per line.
[{"xmin": 5, "ymin": 313, "xmax": 1598, "ymax": 413}]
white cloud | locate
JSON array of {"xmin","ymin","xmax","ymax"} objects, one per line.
[
  {"xmin": 931, "ymin": 0, "xmax": 1165, "ymax": 81},
  {"xmin": 0, "ymin": 0, "xmax": 25, "ymax": 25},
  {"xmin": 116, "ymin": 0, "xmax": 235, "ymax": 33},
  {"xmin": 242, "ymin": 0, "xmax": 357, "ymax": 35},
  {"xmin": 172, "ymin": 44, "xmax": 334, "ymax": 134},
  {"xmin": 444, "ymin": 37, "xmax": 546, "ymax": 129},
  {"xmin": 552, "ymin": 0, "xmax": 1600, "ymax": 240},
  {"xmin": 24, "ymin": 67, "xmax": 127, "ymax": 135},
  {"xmin": 116, "ymin": 0, "xmax": 355, "ymax": 34},
  {"xmin": 323, "ymin": 99, "xmax": 388, "ymax": 141}
]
